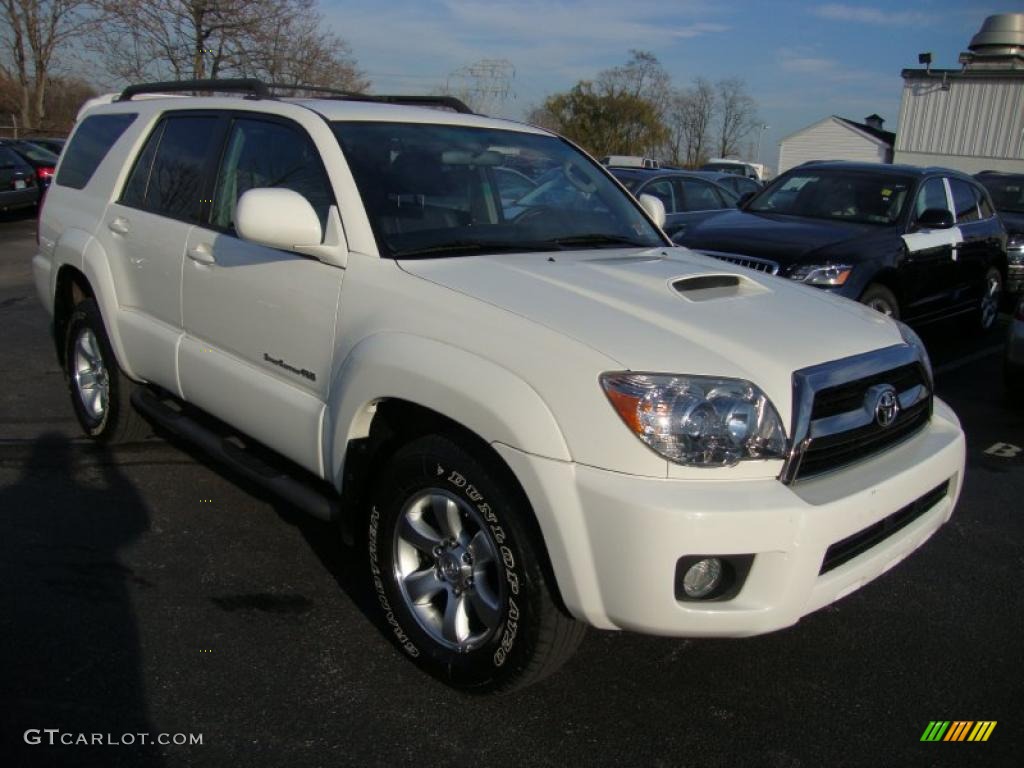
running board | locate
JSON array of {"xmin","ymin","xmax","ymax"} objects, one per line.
[{"xmin": 131, "ymin": 388, "xmax": 339, "ymax": 523}]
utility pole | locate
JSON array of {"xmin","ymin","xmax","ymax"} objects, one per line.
[{"xmin": 756, "ymin": 123, "xmax": 769, "ymax": 164}]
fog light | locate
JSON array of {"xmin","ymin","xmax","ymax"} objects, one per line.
[{"xmin": 682, "ymin": 557, "xmax": 723, "ymax": 598}]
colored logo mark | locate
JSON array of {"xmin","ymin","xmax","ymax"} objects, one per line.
[{"xmin": 920, "ymin": 721, "xmax": 997, "ymax": 742}]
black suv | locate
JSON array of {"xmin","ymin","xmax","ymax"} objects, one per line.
[
  {"xmin": 675, "ymin": 161, "xmax": 1007, "ymax": 330},
  {"xmin": 975, "ymin": 171, "xmax": 1024, "ymax": 296}
]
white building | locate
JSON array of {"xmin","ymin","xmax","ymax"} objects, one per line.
[
  {"xmin": 777, "ymin": 115, "xmax": 894, "ymax": 175},
  {"xmin": 894, "ymin": 13, "xmax": 1024, "ymax": 174}
]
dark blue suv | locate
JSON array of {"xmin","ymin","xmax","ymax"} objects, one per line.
[{"xmin": 675, "ymin": 161, "xmax": 1007, "ymax": 331}]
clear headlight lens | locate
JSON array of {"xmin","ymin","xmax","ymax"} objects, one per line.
[
  {"xmin": 600, "ymin": 373, "xmax": 787, "ymax": 466},
  {"xmin": 789, "ymin": 263, "xmax": 853, "ymax": 286},
  {"xmin": 897, "ymin": 321, "xmax": 933, "ymax": 385}
]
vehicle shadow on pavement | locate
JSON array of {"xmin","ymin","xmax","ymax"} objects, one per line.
[{"xmin": 0, "ymin": 433, "xmax": 164, "ymax": 767}]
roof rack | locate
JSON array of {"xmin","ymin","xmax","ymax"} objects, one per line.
[
  {"xmin": 116, "ymin": 79, "xmax": 269, "ymax": 102},
  {"xmin": 114, "ymin": 78, "xmax": 474, "ymax": 114}
]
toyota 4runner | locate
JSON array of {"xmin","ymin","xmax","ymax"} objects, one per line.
[{"xmin": 33, "ymin": 79, "xmax": 966, "ymax": 692}]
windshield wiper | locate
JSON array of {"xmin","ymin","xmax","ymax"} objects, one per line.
[
  {"xmin": 392, "ymin": 240, "xmax": 562, "ymax": 258},
  {"xmin": 549, "ymin": 234, "xmax": 654, "ymax": 248}
]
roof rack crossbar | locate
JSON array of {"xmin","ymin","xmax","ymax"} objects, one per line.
[
  {"xmin": 266, "ymin": 83, "xmax": 473, "ymax": 114},
  {"xmin": 116, "ymin": 79, "xmax": 269, "ymax": 102}
]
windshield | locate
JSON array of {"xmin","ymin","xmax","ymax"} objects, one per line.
[
  {"xmin": 748, "ymin": 171, "xmax": 911, "ymax": 225},
  {"xmin": 332, "ymin": 122, "xmax": 665, "ymax": 258},
  {"xmin": 978, "ymin": 175, "xmax": 1024, "ymax": 214}
]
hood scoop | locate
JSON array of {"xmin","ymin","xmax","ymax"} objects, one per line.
[{"xmin": 672, "ymin": 273, "xmax": 769, "ymax": 302}]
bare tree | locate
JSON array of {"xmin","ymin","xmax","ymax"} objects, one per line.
[
  {"xmin": 0, "ymin": 0, "xmax": 95, "ymax": 130},
  {"xmin": 714, "ymin": 77, "xmax": 758, "ymax": 159},
  {"xmin": 665, "ymin": 78, "xmax": 715, "ymax": 167},
  {"xmin": 90, "ymin": 0, "xmax": 365, "ymax": 92}
]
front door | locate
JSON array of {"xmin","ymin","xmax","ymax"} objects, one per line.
[
  {"xmin": 900, "ymin": 176, "xmax": 960, "ymax": 321},
  {"xmin": 179, "ymin": 115, "xmax": 345, "ymax": 475}
]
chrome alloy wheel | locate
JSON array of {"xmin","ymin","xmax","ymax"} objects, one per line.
[
  {"xmin": 393, "ymin": 489, "xmax": 504, "ymax": 652},
  {"xmin": 866, "ymin": 297, "xmax": 895, "ymax": 316},
  {"xmin": 72, "ymin": 328, "xmax": 109, "ymax": 423},
  {"xmin": 980, "ymin": 272, "xmax": 1002, "ymax": 330}
]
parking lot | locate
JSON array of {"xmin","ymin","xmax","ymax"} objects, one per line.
[{"xmin": 0, "ymin": 209, "xmax": 1020, "ymax": 766}]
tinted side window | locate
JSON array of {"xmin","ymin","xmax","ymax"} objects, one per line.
[
  {"xmin": 122, "ymin": 116, "xmax": 219, "ymax": 221},
  {"xmin": 56, "ymin": 113, "xmax": 137, "ymax": 189},
  {"xmin": 977, "ymin": 189, "xmax": 994, "ymax": 219},
  {"xmin": 212, "ymin": 118, "xmax": 333, "ymax": 231},
  {"xmin": 641, "ymin": 179, "xmax": 676, "ymax": 213},
  {"xmin": 914, "ymin": 178, "xmax": 948, "ymax": 218},
  {"xmin": 949, "ymin": 179, "xmax": 980, "ymax": 223},
  {"xmin": 679, "ymin": 179, "xmax": 724, "ymax": 211}
]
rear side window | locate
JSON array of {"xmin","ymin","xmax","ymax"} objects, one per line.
[
  {"xmin": 914, "ymin": 178, "xmax": 948, "ymax": 218},
  {"xmin": 121, "ymin": 115, "xmax": 220, "ymax": 222},
  {"xmin": 679, "ymin": 178, "xmax": 724, "ymax": 211},
  {"xmin": 56, "ymin": 114, "xmax": 137, "ymax": 189},
  {"xmin": 949, "ymin": 179, "xmax": 980, "ymax": 223},
  {"xmin": 641, "ymin": 179, "xmax": 676, "ymax": 213}
]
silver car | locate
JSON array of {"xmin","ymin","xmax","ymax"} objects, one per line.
[{"xmin": 1007, "ymin": 295, "xmax": 1024, "ymax": 390}]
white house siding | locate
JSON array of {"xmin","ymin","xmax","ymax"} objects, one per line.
[
  {"xmin": 777, "ymin": 118, "xmax": 889, "ymax": 174},
  {"xmin": 893, "ymin": 75, "xmax": 1024, "ymax": 174}
]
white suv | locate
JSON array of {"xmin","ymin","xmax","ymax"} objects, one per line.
[{"xmin": 33, "ymin": 80, "xmax": 966, "ymax": 692}]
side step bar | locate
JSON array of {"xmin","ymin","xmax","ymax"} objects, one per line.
[{"xmin": 131, "ymin": 388, "xmax": 340, "ymax": 523}]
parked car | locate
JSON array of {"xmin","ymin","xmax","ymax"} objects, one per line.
[
  {"xmin": 0, "ymin": 139, "xmax": 59, "ymax": 190},
  {"xmin": 975, "ymin": 171, "xmax": 1024, "ymax": 296},
  {"xmin": 610, "ymin": 168, "xmax": 738, "ymax": 236},
  {"xmin": 1007, "ymin": 295, "xmax": 1024, "ymax": 392},
  {"xmin": 676, "ymin": 161, "xmax": 1007, "ymax": 331},
  {"xmin": 34, "ymin": 81, "xmax": 965, "ymax": 692},
  {"xmin": 701, "ymin": 159, "xmax": 761, "ymax": 180},
  {"xmin": 0, "ymin": 144, "xmax": 40, "ymax": 212},
  {"xmin": 22, "ymin": 136, "xmax": 66, "ymax": 155},
  {"xmin": 601, "ymin": 155, "xmax": 660, "ymax": 169},
  {"xmin": 687, "ymin": 169, "xmax": 762, "ymax": 200}
]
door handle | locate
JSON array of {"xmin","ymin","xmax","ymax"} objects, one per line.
[
  {"xmin": 187, "ymin": 243, "xmax": 215, "ymax": 265},
  {"xmin": 107, "ymin": 217, "xmax": 130, "ymax": 235}
]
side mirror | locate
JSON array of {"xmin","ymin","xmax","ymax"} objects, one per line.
[
  {"xmin": 916, "ymin": 208, "xmax": 955, "ymax": 230},
  {"xmin": 638, "ymin": 193, "xmax": 666, "ymax": 228},
  {"xmin": 236, "ymin": 188, "xmax": 322, "ymax": 251}
]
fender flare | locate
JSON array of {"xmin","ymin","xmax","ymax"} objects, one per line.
[
  {"xmin": 52, "ymin": 228, "xmax": 137, "ymax": 379},
  {"xmin": 326, "ymin": 332, "xmax": 571, "ymax": 490}
]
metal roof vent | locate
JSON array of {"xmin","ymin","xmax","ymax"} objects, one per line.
[{"xmin": 966, "ymin": 14, "xmax": 1024, "ymax": 63}]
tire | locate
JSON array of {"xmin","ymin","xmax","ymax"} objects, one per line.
[
  {"xmin": 64, "ymin": 299, "xmax": 150, "ymax": 444},
  {"xmin": 972, "ymin": 267, "xmax": 1003, "ymax": 333},
  {"xmin": 365, "ymin": 434, "xmax": 585, "ymax": 692},
  {"xmin": 860, "ymin": 284, "xmax": 900, "ymax": 320}
]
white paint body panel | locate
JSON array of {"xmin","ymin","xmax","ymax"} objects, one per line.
[{"xmin": 31, "ymin": 94, "xmax": 967, "ymax": 637}]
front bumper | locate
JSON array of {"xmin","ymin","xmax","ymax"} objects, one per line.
[{"xmin": 496, "ymin": 397, "xmax": 965, "ymax": 636}]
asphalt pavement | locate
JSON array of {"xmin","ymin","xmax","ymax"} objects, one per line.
[{"xmin": 1, "ymin": 210, "xmax": 1020, "ymax": 767}]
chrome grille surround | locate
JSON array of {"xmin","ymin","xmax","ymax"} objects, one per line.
[
  {"xmin": 779, "ymin": 344, "xmax": 933, "ymax": 484},
  {"xmin": 699, "ymin": 251, "xmax": 781, "ymax": 275}
]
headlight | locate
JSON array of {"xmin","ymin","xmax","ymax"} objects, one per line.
[
  {"xmin": 789, "ymin": 263, "xmax": 853, "ymax": 286},
  {"xmin": 1008, "ymin": 234, "xmax": 1024, "ymax": 263},
  {"xmin": 600, "ymin": 373, "xmax": 787, "ymax": 466},
  {"xmin": 897, "ymin": 321, "xmax": 933, "ymax": 386}
]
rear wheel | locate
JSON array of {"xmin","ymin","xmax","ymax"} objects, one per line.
[
  {"xmin": 860, "ymin": 284, "xmax": 900, "ymax": 319},
  {"xmin": 64, "ymin": 299, "xmax": 149, "ymax": 444},
  {"xmin": 365, "ymin": 434, "xmax": 585, "ymax": 692}
]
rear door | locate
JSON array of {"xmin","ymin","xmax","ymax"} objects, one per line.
[
  {"xmin": 948, "ymin": 177, "xmax": 1000, "ymax": 311},
  {"xmin": 900, "ymin": 176, "xmax": 960, "ymax": 321},
  {"xmin": 179, "ymin": 113, "xmax": 344, "ymax": 474},
  {"xmin": 98, "ymin": 112, "xmax": 224, "ymax": 391}
]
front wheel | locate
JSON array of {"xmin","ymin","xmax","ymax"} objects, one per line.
[
  {"xmin": 365, "ymin": 434, "xmax": 585, "ymax": 692},
  {"xmin": 860, "ymin": 283, "xmax": 900, "ymax": 319}
]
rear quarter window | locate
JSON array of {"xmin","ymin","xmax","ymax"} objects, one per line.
[{"xmin": 56, "ymin": 113, "xmax": 137, "ymax": 190}]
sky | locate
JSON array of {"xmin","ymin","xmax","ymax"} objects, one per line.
[{"xmin": 324, "ymin": 0, "xmax": 1022, "ymax": 171}]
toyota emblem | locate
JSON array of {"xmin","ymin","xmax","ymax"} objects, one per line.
[{"xmin": 874, "ymin": 387, "xmax": 901, "ymax": 428}]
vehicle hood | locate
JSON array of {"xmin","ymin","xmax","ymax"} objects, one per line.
[
  {"xmin": 400, "ymin": 247, "xmax": 904, "ymax": 416},
  {"xmin": 678, "ymin": 210, "xmax": 889, "ymax": 264}
]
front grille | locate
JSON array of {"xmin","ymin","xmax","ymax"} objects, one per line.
[
  {"xmin": 797, "ymin": 397, "xmax": 931, "ymax": 478},
  {"xmin": 783, "ymin": 348, "xmax": 934, "ymax": 483},
  {"xmin": 811, "ymin": 363, "xmax": 925, "ymax": 420},
  {"xmin": 700, "ymin": 251, "xmax": 780, "ymax": 275},
  {"xmin": 819, "ymin": 480, "xmax": 950, "ymax": 574}
]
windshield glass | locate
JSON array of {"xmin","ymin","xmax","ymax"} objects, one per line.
[
  {"xmin": 332, "ymin": 122, "xmax": 664, "ymax": 258},
  {"xmin": 748, "ymin": 171, "xmax": 911, "ymax": 225},
  {"xmin": 978, "ymin": 175, "xmax": 1024, "ymax": 214}
]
